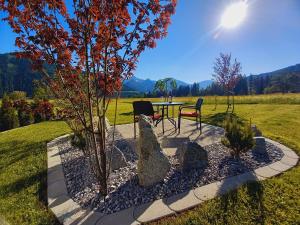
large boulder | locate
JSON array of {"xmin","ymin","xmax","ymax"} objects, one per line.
[
  {"xmin": 251, "ymin": 124, "xmax": 262, "ymax": 137},
  {"xmin": 137, "ymin": 115, "xmax": 171, "ymax": 186},
  {"xmin": 177, "ymin": 142, "xmax": 208, "ymax": 171},
  {"xmin": 252, "ymin": 137, "xmax": 266, "ymax": 154},
  {"xmin": 106, "ymin": 145, "xmax": 128, "ymax": 171}
]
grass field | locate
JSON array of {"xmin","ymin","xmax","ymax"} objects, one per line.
[{"xmin": 0, "ymin": 94, "xmax": 299, "ymax": 225}]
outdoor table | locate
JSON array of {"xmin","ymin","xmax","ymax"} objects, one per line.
[{"xmin": 152, "ymin": 102, "xmax": 184, "ymax": 133}]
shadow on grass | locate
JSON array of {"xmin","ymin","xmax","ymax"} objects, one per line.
[
  {"xmin": 0, "ymin": 169, "xmax": 47, "ymax": 202},
  {"xmin": 218, "ymin": 171, "xmax": 265, "ymax": 224},
  {"xmin": 0, "ymin": 141, "xmax": 45, "ymax": 172},
  {"xmin": 120, "ymin": 111, "xmax": 134, "ymax": 116},
  {"xmin": 204, "ymin": 112, "xmax": 245, "ymax": 127},
  {"xmin": 0, "ymin": 138, "xmax": 61, "ymax": 225}
]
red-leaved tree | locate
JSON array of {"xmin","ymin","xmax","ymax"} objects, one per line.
[
  {"xmin": 213, "ymin": 53, "xmax": 242, "ymax": 111},
  {"xmin": 0, "ymin": 0, "xmax": 177, "ymax": 195}
]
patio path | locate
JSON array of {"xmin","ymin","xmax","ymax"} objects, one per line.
[{"xmin": 116, "ymin": 118, "xmax": 224, "ymax": 156}]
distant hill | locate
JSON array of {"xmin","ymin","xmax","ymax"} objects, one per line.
[
  {"xmin": 123, "ymin": 76, "xmax": 156, "ymax": 93},
  {"xmin": 199, "ymin": 80, "xmax": 213, "ymax": 89},
  {"xmin": 253, "ymin": 64, "xmax": 300, "ymax": 78},
  {"xmin": 124, "ymin": 76, "xmax": 190, "ymax": 93},
  {"xmin": 0, "ymin": 53, "xmax": 54, "ymax": 97},
  {"xmin": 246, "ymin": 64, "xmax": 300, "ymax": 94}
]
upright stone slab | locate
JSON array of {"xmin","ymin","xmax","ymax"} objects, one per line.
[
  {"xmin": 253, "ymin": 137, "xmax": 266, "ymax": 154},
  {"xmin": 137, "ymin": 115, "xmax": 171, "ymax": 186},
  {"xmin": 177, "ymin": 142, "xmax": 208, "ymax": 171}
]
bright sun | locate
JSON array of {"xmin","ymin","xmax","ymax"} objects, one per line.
[{"xmin": 221, "ymin": 1, "xmax": 248, "ymax": 29}]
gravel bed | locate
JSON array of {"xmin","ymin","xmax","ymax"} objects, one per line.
[{"xmin": 58, "ymin": 136, "xmax": 283, "ymax": 215}]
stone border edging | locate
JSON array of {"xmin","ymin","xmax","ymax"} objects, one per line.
[{"xmin": 47, "ymin": 136, "xmax": 299, "ymax": 225}]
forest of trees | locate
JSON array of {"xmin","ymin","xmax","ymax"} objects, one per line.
[
  {"xmin": 0, "ymin": 53, "xmax": 54, "ymax": 97},
  {"xmin": 145, "ymin": 72, "xmax": 300, "ymax": 97},
  {"xmin": 202, "ymin": 72, "xmax": 300, "ymax": 96},
  {"xmin": 1, "ymin": 53, "xmax": 299, "ymax": 98}
]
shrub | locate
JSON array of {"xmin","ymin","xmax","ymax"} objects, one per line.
[
  {"xmin": 1, "ymin": 93, "xmax": 13, "ymax": 108},
  {"xmin": 221, "ymin": 115, "xmax": 254, "ymax": 158},
  {"xmin": 0, "ymin": 95, "xmax": 19, "ymax": 131},
  {"xmin": 14, "ymin": 100, "xmax": 34, "ymax": 126},
  {"xmin": 71, "ymin": 132, "xmax": 86, "ymax": 151},
  {"xmin": 32, "ymin": 100, "xmax": 54, "ymax": 122},
  {"xmin": 67, "ymin": 118, "xmax": 87, "ymax": 153},
  {"xmin": 9, "ymin": 91, "xmax": 27, "ymax": 101}
]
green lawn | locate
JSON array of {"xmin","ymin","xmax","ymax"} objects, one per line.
[
  {"xmin": 0, "ymin": 122, "xmax": 71, "ymax": 225},
  {"xmin": 151, "ymin": 103, "xmax": 300, "ymax": 225},
  {"xmin": 0, "ymin": 96, "xmax": 299, "ymax": 225}
]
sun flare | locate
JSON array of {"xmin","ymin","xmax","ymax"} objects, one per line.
[{"xmin": 221, "ymin": 1, "xmax": 248, "ymax": 29}]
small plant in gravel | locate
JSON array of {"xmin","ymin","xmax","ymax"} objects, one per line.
[{"xmin": 222, "ymin": 115, "xmax": 254, "ymax": 159}]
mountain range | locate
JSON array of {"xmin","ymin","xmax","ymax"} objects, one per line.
[
  {"xmin": 123, "ymin": 64, "xmax": 300, "ymax": 93},
  {"xmin": 123, "ymin": 76, "xmax": 213, "ymax": 93},
  {"xmin": 0, "ymin": 52, "xmax": 299, "ymax": 96},
  {"xmin": 252, "ymin": 63, "xmax": 300, "ymax": 78}
]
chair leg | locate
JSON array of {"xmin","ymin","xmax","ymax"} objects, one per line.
[
  {"xmin": 199, "ymin": 114, "xmax": 202, "ymax": 132},
  {"xmin": 178, "ymin": 115, "xmax": 181, "ymax": 133},
  {"xmin": 134, "ymin": 119, "xmax": 136, "ymax": 139}
]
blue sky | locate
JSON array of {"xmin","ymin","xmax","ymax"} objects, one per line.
[{"xmin": 1, "ymin": 0, "xmax": 300, "ymax": 83}]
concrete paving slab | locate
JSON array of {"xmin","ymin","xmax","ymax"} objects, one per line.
[
  {"xmin": 49, "ymin": 195, "xmax": 86, "ymax": 225},
  {"xmin": 73, "ymin": 210, "xmax": 105, "ymax": 225},
  {"xmin": 48, "ymin": 164, "xmax": 65, "ymax": 183},
  {"xmin": 96, "ymin": 207, "xmax": 138, "ymax": 225},
  {"xmin": 193, "ymin": 181, "xmax": 221, "ymax": 201},
  {"xmin": 268, "ymin": 161, "xmax": 292, "ymax": 172},
  {"xmin": 235, "ymin": 171, "xmax": 264, "ymax": 182},
  {"xmin": 117, "ymin": 119, "xmax": 224, "ymax": 157},
  {"xmin": 133, "ymin": 199, "xmax": 175, "ymax": 223},
  {"xmin": 165, "ymin": 190, "xmax": 203, "ymax": 212},
  {"xmin": 254, "ymin": 166, "xmax": 281, "ymax": 178},
  {"xmin": 48, "ymin": 179, "xmax": 68, "ymax": 199},
  {"xmin": 281, "ymin": 149, "xmax": 299, "ymax": 159},
  {"xmin": 48, "ymin": 154, "xmax": 62, "ymax": 168},
  {"xmin": 280, "ymin": 155, "xmax": 299, "ymax": 166}
]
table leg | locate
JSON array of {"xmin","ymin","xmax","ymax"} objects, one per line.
[
  {"xmin": 172, "ymin": 105, "xmax": 174, "ymax": 118},
  {"xmin": 162, "ymin": 105, "xmax": 165, "ymax": 134}
]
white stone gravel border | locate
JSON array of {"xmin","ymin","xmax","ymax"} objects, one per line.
[{"xmin": 47, "ymin": 135, "xmax": 298, "ymax": 225}]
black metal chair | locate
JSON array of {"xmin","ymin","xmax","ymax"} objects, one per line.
[
  {"xmin": 178, "ymin": 98, "xmax": 203, "ymax": 133},
  {"xmin": 132, "ymin": 101, "xmax": 162, "ymax": 138}
]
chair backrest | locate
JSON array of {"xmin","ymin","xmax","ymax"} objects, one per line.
[
  {"xmin": 195, "ymin": 98, "xmax": 204, "ymax": 110},
  {"xmin": 132, "ymin": 101, "xmax": 154, "ymax": 116}
]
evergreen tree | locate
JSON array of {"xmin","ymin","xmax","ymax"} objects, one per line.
[
  {"xmin": 191, "ymin": 83, "xmax": 200, "ymax": 96},
  {"xmin": 234, "ymin": 76, "xmax": 248, "ymax": 95}
]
